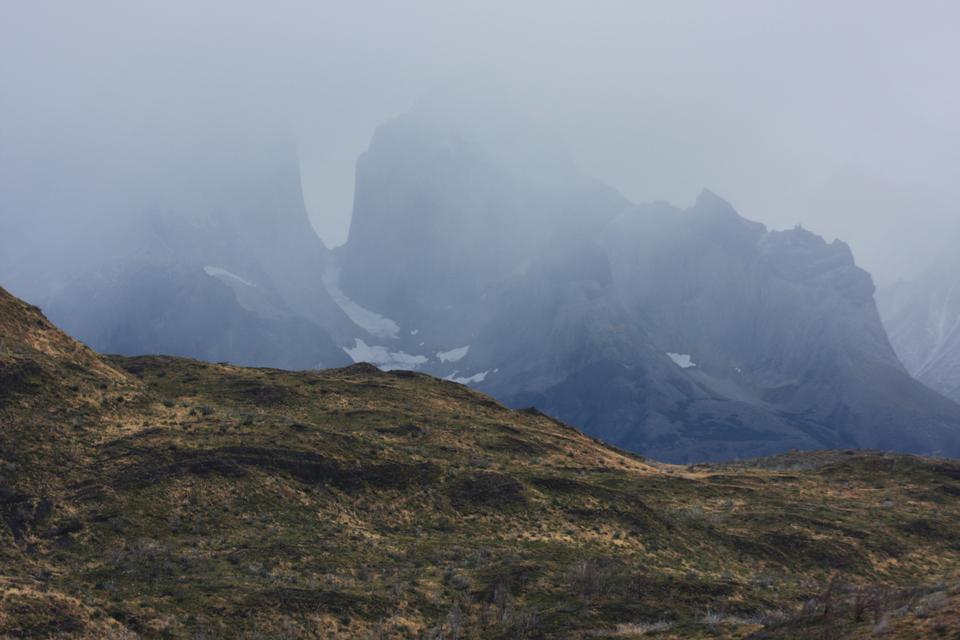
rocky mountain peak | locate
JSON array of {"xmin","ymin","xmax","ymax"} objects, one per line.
[{"xmin": 684, "ymin": 189, "xmax": 767, "ymax": 250}]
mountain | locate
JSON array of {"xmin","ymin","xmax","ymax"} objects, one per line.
[
  {"xmin": 5, "ymin": 104, "xmax": 960, "ymax": 462},
  {"xmin": 879, "ymin": 251, "xmax": 960, "ymax": 404},
  {"xmin": 0, "ymin": 130, "xmax": 353, "ymax": 370},
  {"xmin": 334, "ymin": 108, "xmax": 960, "ymax": 462},
  {"xmin": 2, "ymin": 286, "xmax": 960, "ymax": 638},
  {"xmin": 339, "ymin": 107, "xmax": 628, "ymax": 322}
]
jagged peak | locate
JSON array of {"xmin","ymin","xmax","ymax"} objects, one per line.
[
  {"xmin": 693, "ymin": 188, "xmax": 735, "ymax": 213},
  {"xmin": 678, "ymin": 189, "xmax": 769, "ymax": 251},
  {"xmin": 362, "ymin": 99, "xmax": 584, "ymax": 186},
  {"xmin": 687, "ymin": 189, "xmax": 767, "ymax": 231},
  {"xmin": 763, "ymin": 225, "xmax": 856, "ymax": 262}
]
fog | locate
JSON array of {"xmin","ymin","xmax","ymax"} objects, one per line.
[{"xmin": 3, "ymin": 1, "xmax": 959, "ymax": 283}]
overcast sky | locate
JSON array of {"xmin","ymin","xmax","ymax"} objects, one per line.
[{"xmin": 3, "ymin": 1, "xmax": 958, "ymax": 282}]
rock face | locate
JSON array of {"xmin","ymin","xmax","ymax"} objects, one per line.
[
  {"xmin": 334, "ymin": 107, "xmax": 960, "ymax": 462},
  {"xmin": 339, "ymin": 108, "xmax": 628, "ymax": 327},
  {"xmin": 530, "ymin": 196, "xmax": 960, "ymax": 461},
  {"xmin": 879, "ymin": 253, "xmax": 960, "ymax": 405}
]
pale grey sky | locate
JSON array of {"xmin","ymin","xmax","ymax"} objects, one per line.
[{"xmin": 3, "ymin": 1, "xmax": 958, "ymax": 282}]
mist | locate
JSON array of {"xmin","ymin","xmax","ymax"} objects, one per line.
[{"xmin": 3, "ymin": 1, "xmax": 959, "ymax": 285}]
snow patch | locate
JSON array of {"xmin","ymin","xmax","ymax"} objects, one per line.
[
  {"xmin": 446, "ymin": 370, "xmax": 489, "ymax": 384},
  {"xmin": 437, "ymin": 345, "xmax": 470, "ymax": 363},
  {"xmin": 343, "ymin": 339, "xmax": 427, "ymax": 371},
  {"xmin": 204, "ymin": 266, "xmax": 256, "ymax": 288},
  {"xmin": 667, "ymin": 352, "xmax": 696, "ymax": 369},
  {"xmin": 323, "ymin": 267, "xmax": 400, "ymax": 340}
]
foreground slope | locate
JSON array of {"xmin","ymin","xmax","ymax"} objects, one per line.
[{"xmin": 2, "ymin": 287, "xmax": 960, "ymax": 639}]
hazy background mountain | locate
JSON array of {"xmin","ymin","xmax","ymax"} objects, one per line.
[{"xmin": 0, "ymin": 125, "xmax": 353, "ymax": 368}]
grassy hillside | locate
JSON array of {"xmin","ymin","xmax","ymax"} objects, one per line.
[{"xmin": 1, "ymin": 286, "xmax": 959, "ymax": 639}]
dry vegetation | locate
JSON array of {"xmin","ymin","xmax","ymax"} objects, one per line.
[{"xmin": 2, "ymin": 287, "xmax": 959, "ymax": 639}]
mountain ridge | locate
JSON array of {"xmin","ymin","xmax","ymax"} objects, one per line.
[
  {"xmin": 333, "ymin": 110, "xmax": 960, "ymax": 462},
  {"xmin": 5, "ymin": 105, "xmax": 960, "ymax": 463}
]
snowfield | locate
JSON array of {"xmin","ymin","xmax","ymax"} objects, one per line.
[
  {"xmin": 343, "ymin": 339, "xmax": 428, "ymax": 371},
  {"xmin": 437, "ymin": 346, "xmax": 470, "ymax": 363},
  {"xmin": 667, "ymin": 352, "xmax": 697, "ymax": 369},
  {"xmin": 323, "ymin": 267, "xmax": 401, "ymax": 340},
  {"xmin": 204, "ymin": 266, "xmax": 257, "ymax": 288}
]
